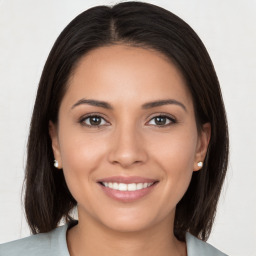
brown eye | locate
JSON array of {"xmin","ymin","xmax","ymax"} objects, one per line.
[
  {"xmin": 155, "ymin": 116, "xmax": 168, "ymax": 125},
  {"xmin": 81, "ymin": 115, "xmax": 108, "ymax": 128},
  {"xmin": 148, "ymin": 115, "xmax": 176, "ymax": 127},
  {"xmin": 88, "ymin": 116, "xmax": 102, "ymax": 125}
]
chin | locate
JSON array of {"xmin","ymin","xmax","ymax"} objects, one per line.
[
  {"xmin": 97, "ymin": 211, "xmax": 161, "ymax": 233},
  {"xmin": 104, "ymin": 220, "xmax": 152, "ymax": 233}
]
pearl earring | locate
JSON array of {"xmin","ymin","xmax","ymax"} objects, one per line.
[
  {"xmin": 197, "ymin": 161, "xmax": 203, "ymax": 168},
  {"xmin": 54, "ymin": 160, "xmax": 59, "ymax": 168}
]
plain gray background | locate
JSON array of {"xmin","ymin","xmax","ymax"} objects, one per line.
[{"xmin": 0, "ymin": 0, "xmax": 256, "ymax": 255}]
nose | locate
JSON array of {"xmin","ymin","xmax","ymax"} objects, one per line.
[{"xmin": 107, "ymin": 123, "xmax": 148, "ymax": 168}]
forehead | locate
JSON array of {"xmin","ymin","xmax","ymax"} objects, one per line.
[{"xmin": 62, "ymin": 44, "xmax": 193, "ymax": 112}]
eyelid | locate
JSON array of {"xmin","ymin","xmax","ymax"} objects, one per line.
[
  {"xmin": 79, "ymin": 113, "xmax": 109, "ymax": 128},
  {"xmin": 146, "ymin": 112, "xmax": 177, "ymax": 127},
  {"xmin": 79, "ymin": 112, "xmax": 108, "ymax": 121},
  {"xmin": 79, "ymin": 112, "xmax": 177, "ymax": 128},
  {"xmin": 148, "ymin": 112, "xmax": 176, "ymax": 121}
]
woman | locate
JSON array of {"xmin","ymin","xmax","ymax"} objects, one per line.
[{"xmin": 0, "ymin": 1, "xmax": 229, "ymax": 255}]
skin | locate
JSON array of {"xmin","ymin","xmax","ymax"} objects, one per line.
[{"xmin": 49, "ymin": 44, "xmax": 211, "ymax": 256}]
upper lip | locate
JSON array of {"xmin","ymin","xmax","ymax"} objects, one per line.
[{"xmin": 97, "ymin": 176, "xmax": 158, "ymax": 184}]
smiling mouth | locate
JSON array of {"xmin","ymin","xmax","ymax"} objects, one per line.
[
  {"xmin": 97, "ymin": 176, "xmax": 159, "ymax": 202},
  {"xmin": 98, "ymin": 181, "xmax": 158, "ymax": 191}
]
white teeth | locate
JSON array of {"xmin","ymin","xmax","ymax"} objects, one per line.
[
  {"xmin": 119, "ymin": 183, "xmax": 127, "ymax": 191},
  {"xmin": 136, "ymin": 183, "xmax": 143, "ymax": 190},
  {"xmin": 127, "ymin": 183, "xmax": 136, "ymax": 191},
  {"xmin": 102, "ymin": 182, "xmax": 154, "ymax": 191},
  {"xmin": 113, "ymin": 182, "xmax": 119, "ymax": 189}
]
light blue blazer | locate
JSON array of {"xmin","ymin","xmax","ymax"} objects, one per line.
[{"xmin": 0, "ymin": 223, "xmax": 227, "ymax": 255}]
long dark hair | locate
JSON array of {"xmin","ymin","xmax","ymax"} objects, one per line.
[{"xmin": 23, "ymin": 1, "xmax": 229, "ymax": 242}]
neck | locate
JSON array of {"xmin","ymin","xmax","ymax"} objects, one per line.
[{"xmin": 67, "ymin": 210, "xmax": 186, "ymax": 256}]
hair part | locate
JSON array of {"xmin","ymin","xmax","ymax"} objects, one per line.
[{"xmin": 23, "ymin": 1, "xmax": 229, "ymax": 241}]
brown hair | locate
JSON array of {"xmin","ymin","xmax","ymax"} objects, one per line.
[{"xmin": 23, "ymin": 1, "xmax": 229, "ymax": 242}]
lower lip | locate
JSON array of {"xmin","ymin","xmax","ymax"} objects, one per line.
[{"xmin": 98, "ymin": 183, "xmax": 158, "ymax": 203}]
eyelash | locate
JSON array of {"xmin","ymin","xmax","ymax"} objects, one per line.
[{"xmin": 79, "ymin": 113, "xmax": 177, "ymax": 129}]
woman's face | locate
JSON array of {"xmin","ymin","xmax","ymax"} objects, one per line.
[{"xmin": 50, "ymin": 44, "xmax": 210, "ymax": 232}]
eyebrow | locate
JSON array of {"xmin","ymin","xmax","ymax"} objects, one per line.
[{"xmin": 71, "ymin": 98, "xmax": 187, "ymax": 112}]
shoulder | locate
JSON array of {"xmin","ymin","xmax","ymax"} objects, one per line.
[
  {"xmin": 186, "ymin": 232, "xmax": 228, "ymax": 256},
  {"xmin": 0, "ymin": 224, "xmax": 70, "ymax": 256}
]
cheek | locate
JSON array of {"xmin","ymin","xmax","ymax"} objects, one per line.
[
  {"xmin": 59, "ymin": 120, "xmax": 108, "ymax": 171},
  {"xmin": 150, "ymin": 128, "xmax": 197, "ymax": 202},
  {"xmin": 58, "ymin": 127, "xmax": 107, "ymax": 200},
  {"xmin": 152, "ymin": 127, "xmax": 197, "ymax": 173}
]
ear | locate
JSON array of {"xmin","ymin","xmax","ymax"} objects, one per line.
[
  {"xmin": 49, "ymin": 121, "xmax": 62, "ymax": 169},
  {"xmin": 193, "ymin": 122, "xmax": 211, "ymax": 171}
]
